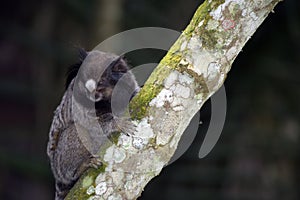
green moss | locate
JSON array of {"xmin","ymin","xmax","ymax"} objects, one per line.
[
  {"xmin": 130, "ymin": 64, "xmax": 172, "ymax": 120},
  {"xmin": 65, "ymin": 165, "xmax": 106, "ymax": 200},
  {"xmin": 109, "ymin": 131, "xmax": 121, "ymax": 145},
  {"xmin": 184, "ymin": 1, "xmax": 209, "ymax": 37},
  {"xmin": 228, "ymin": 2, "xmax": 241, "ymax": 18},
  {"xmin": 82, "ymin": 175, "xmax": 94, "ymax": 188},
  {"xmin": 161, "ymin": 52, "xmax": 182, "ymax": 66},
  {"xmin": 183, "ymin": 0, "xmax": 225, "ymax": 49}
]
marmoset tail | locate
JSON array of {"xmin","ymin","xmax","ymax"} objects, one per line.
[{"xmin": 47, "ymin": 50, "xmax": 139, "ymax": 200}]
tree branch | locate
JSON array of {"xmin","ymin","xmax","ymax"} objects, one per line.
[{"xmin": 66, "ymin": 0, "xmax": 282, "ymax": 199}]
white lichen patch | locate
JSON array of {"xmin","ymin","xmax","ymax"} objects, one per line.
[
  {"xmin": 118, "ymin": 134, "xmax": 132, "ymax": 149},
  {"xmin": 170, "ymin": 94, "xmax": 190, "ymax": 112},
  {"xmin": 87, "ymin": 196, "xmax": 103, "ymax": 200},
  {"xmin": 113, "ymin": 148, "xmax": 126, "ymax": 163},
  {"xmin": 125, "ymin": 173, "xmax": 134, "ymax": 181},
  {"xmin": 187, "ymin": 37, "xmax": 202, "ymax": 52},
  {"xmin": 107, "ymin": 194, "xmax": 122, "ymax": 200},
  {"xmin": 243, "ymin": 9, "xmax": 263, "ymax": 36},
  {"xmin": 124, "ymin": 180, "xmax": 134, "ymax": 191},
  {"xmin": 103, "ymin": 145, "xmax": 126, "ymax": 164},
  {"xmin": 250, "ymin": 11, "xmax": 258, "ymax": 21},
  {"xmin": 162, "ymin": 82, "xmax": 193, "ymax": 110},
  {"xmin": 132, "ymin": 137, "xmax": 145, "ymax": 149},
  {"xmin": 103, "ymin": 147, "xmax": 114, "ymax": 165},
  {"xmin": 244, "ymin": 17, "xmax": 259, "ymax": 36},
  {"xmin": 164, "ymin": 71, "xmax": 179, "ymax": 88},
  {"xmin": 110, "ymin": 171, "xmax": 124, "ymax": 186},
  {"xmin": 103, "ymin": 187, "xmax": 114, "ymax": 199},
  {"xmin": 95, "ymin": 174, "xmax": 106, "ymax": 185},
  {"xmin": 173, "ymin": 105, "xmax": 185, "ymax": 111},
  {"xmin": 173, "ymin": 84, "xmax": 190, "ymax": 98},
  {"xmin": 206, "ymin": 62, "xmax": 223, "ymax": 91},
  {"xmin": 178, "ymin": 72, "xmax": 193, "ymax": 85},
  {"xmin": 149, "ymin": 88, "xmax": 173, "ymax": 108},
  {"xmin": 95, "ymin": 182, "xmax": 107, "ymax": 195},
  {"xmin": 87, "ymin": 186, "xmax": 95, "ymax": 195},
  {"xmin": 186, "ymin": 48, "xmax": 215, "ymax": 76},
  {"xmin": 117, "ymin": 134, "xmax": 142, "ymax": 154},
  {"xmin": 135, "ymin": 118, "xmax": 154, "ymax": 139},
  {"xmin": 242, "ymin": 8, "xmax": 247, "ymax": 17},
  {"xmin": 210, "ymin": 0, "xmax": 244, "ymax": 20},
  {"xmin": 207, "ymin": 62, "xmax": 221, "ymax": 80}
]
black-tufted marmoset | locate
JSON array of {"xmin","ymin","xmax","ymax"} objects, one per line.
[{"xmin": 47, "ymin": 50, "xmax": 140, "ymax": 200}]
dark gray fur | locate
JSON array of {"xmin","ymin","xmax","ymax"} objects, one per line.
[{"xmin": 47, "ymin": 50, "xmax": 139, "ymax": 200}]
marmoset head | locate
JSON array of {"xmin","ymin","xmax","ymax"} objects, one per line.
[
  {"xmin": 70, "ymin": 50, "xmax": 137, "ymax": 110},
  {"xmin": 78, "ymin": 51, "xmax": 129, "ymax": 102}
]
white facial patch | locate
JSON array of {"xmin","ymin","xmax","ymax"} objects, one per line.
[{"xmin": 85, "ymin": 79, "xmax": 96, "ymax": 93}]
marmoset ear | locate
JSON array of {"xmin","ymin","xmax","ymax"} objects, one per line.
[{"xmin": 107, "ymin": 56, "xmax": 127, "ymax": 81}]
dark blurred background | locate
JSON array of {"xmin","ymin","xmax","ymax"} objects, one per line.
[{"xmin": 0, "ymin": 0, "xmax": 299, "ymax": 200}]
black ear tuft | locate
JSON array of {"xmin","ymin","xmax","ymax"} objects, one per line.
[
  {"xmin": 78, "ymin": 48, "xmax": 88, "ymax": 62},
  {"xmin": 65, "ymin": 48, "xmax": 88, "ymax": 89}
]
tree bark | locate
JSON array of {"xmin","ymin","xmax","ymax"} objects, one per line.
[{"xmin": 66, "ymin": 0, "xmax": 282, "ymax": 199}]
